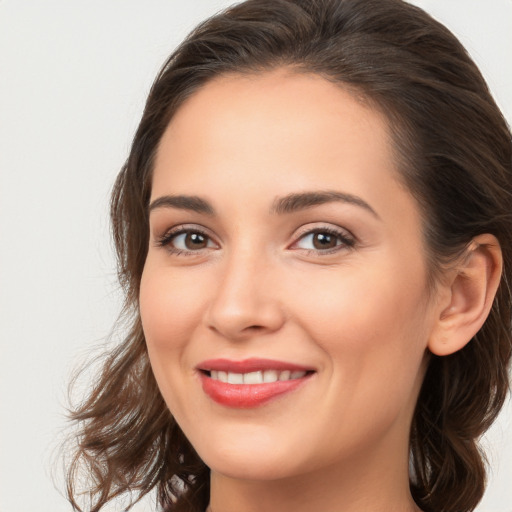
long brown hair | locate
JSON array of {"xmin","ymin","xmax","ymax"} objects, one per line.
[{"xmin": 66, "ymin": 1, "xmax": 512, "ymax": 511}]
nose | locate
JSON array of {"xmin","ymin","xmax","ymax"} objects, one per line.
[{"xmin": 204, "ymin": 249, "xmax": 286, "ymax": 341}]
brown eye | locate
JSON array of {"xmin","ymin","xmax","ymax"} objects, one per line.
[
  {"xmin": 184, "ymin": 232, "xmax": 208, "ymax": 249},
  {"xmin": 312, "ymin": 232, "xmax": 337, "ymax": 250},
  {"xmin": 293, "ymin": 228, "xmax": 355, "ymax": 254},
  {"xmin": 157, "ymin": 229, "xmax": 217, "ymax": 253}
]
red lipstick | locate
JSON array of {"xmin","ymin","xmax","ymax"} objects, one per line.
[
  {"xmin": 197, "ymin": 358, "xmax": 314, "ymax": 408},
  {"xmin": 198, "ymin": 358, "xmax": 312, "ymax": 373}
]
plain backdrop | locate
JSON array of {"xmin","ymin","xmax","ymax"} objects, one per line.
[{"xmin": 1, "ymin": 1, "xmax": 511, "ymax": 511}]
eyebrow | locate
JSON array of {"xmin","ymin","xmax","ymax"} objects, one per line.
[
  {"xmin": 270, "ymin": 190, "xmax": 380, "ymax": 218},
  {"xmin": 148, "ymin": 195, "xmax": 215, "ymax": 215},
  {"xmin": 148, "ymin": 190, "xmax": 379, "ymax": 219}
]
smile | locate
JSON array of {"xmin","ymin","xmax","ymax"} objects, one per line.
[
  {"xmin": 197, "ymin": 358, "xmax": 315, "ymax": 408},
  {"xmin": 208, "ymin": 369, "xmax": 308, "ymax": 384}
]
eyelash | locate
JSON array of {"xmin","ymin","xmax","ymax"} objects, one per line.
[
  {"xmin": 156, "ymin": 226, "xmax": 214, "ymax": 256},
  {"xmin": 155, "ymin": 225, "xmax": 356, "ymax": 256},
  {"xmin": 292, "ymin": 226, "xmax": 356, "ymax": 255}
]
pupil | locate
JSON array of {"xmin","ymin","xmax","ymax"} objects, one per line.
[
  {"xmin": 186, "ymin": 233, "xmax": 207, "ymax": 249},
  {"xmin": 313, "ymin": 233, "xmax": 336, "ymax": 249}
]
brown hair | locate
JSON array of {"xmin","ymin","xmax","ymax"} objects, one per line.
[{"xmin": 66, "ymin": 1, "xmax": 512, "ymax": 511}]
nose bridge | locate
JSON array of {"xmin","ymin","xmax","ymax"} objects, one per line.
[{"xmin": 205, "ymin": 238, "xmax": 284, "ymax": 339}]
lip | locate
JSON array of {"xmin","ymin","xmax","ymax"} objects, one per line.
[
  {"xmin": 197, "ymin": 358, "xmax": 313, "ymax": 373},
  {"xmin": 197, "ymin": 358, "xmax": 315, "ymax": 408}
]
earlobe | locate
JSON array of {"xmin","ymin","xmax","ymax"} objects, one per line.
[{"xmin": 428, "ymin": 234, "xmax": 502, "ymax": 356}]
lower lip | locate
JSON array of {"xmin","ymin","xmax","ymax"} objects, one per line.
[{"xmin": 199, "ymin": 373, "xmax": 312, "ymax": 408}]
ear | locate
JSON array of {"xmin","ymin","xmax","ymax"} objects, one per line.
[{"xmin": 428, "ymin": 234, "xmax": 503, "ymax": 356}]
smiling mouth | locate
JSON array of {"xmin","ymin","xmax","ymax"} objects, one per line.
[
  {"xmin": 204, "ymin": 369, "xmax": 309, "ymax": 384},
  {"xmin": 197, "ymin": 358, "xmax": 315, "ymax": 408}
]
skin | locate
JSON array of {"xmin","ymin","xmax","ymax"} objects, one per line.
[{"xmin": 140, "ymin": 69, "xmax": 449, "ymax": 512}]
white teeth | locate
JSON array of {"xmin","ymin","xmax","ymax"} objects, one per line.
[
  {"xmin": 244, "ymin": 371, "xmax": 263, "ymax": 384},
  {"xmin": 263, "ymin": 369, "xmax": 279, "ymax": 383},
  {"xmin": 209, "ymin": 369, "xmax": 308, "ymax": 383},
  {"xmin": 227, "ymin": 372, "xmax": 244, "ymax": 384},
  {"xmin": 279, "ymin": 370, "xmax": 291, "ymax": 381}
]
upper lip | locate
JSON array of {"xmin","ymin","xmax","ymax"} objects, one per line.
[{"xmin": 196, "ymin": 358, "xmax": 314, "ymax": 373}]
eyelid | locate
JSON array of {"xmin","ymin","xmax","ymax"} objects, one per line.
[
  {"xmin": 153, "ymin": 222, "xmax": 356, "ymax": 257},
  {"xmin": 289, "ymin": 224, "xmax": 356, "ymax": 254},
  {"xmin": 155, "ymin": 224, "xmax": 220, "ymax": 254}
]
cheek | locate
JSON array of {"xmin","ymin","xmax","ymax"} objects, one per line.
[
  {"xmin": 139, "ymin": 265, "xmax": 206, "ymax": 351},
  {"xmin": 139, "ymin": 264, "xmax": 210, "ymax": 418},
  {"xmin": 290, "ymin": 258, "xmax": 430, "ymax": 383},
  {"xmin": 295, "ymin": 265, "xmax": 430, "ymax": 443},
  {"xmin": 139, "ymin": 264, "xmax": 207, "ymax": 409}
]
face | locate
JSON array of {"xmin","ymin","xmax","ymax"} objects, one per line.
[{"xmin": 140, "ymin": 70, "xmax": 438, "ymax": 482}]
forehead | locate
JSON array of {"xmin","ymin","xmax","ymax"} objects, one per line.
[
  {"xmin": 152, "ymin": 69, "xmax": 400, "ymax": 199},
  {"xmin": 155, "ymin": 69, "xmax": 396, "ymax": 190}
]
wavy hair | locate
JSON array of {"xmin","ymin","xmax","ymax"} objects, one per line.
[{"xmin": 66, "ymin": 1, "xmax": 512, "ymax": 511}]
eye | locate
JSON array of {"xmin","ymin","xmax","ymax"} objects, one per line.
[
  {"xmin": 292, "ymin": 227, "xmax": 355, "ymax": 254},
  {"xmin": 172, "ymin": 231, "xmax": 212, "ymax": 250},
  {"xmin": 156, "ymin": 227, "xmax": 218, "ymax": 254}
]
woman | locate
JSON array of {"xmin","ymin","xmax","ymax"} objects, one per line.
[{"xmin": 66, "ymin": 1, "xmax": 512, "ymax": 511}]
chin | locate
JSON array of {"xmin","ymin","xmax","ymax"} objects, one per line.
[
  {"xmin": 192, "ymin": 427, "xmax": 307, "ymax": 481},
  {"xmin": 207, "ymin": 454, "xmax": 302, "ymax": 482}
]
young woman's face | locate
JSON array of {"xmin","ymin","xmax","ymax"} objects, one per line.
[{"xmin": 140, "ymin": 70, "xmax": 439, "ymax": 482}]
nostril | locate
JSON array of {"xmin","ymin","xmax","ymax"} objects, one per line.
[
  {"xmin": 238, "ymin": 325, "xmax": 267, "ymax": 336},
  {"xmin": 205, "ymin": 296, "xmax": 286, "ymax": 340}
]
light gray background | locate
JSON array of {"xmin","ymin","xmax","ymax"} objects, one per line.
[{"xmin": 1, "ymin": 1, "xmax": 511, "ymax": 511}]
